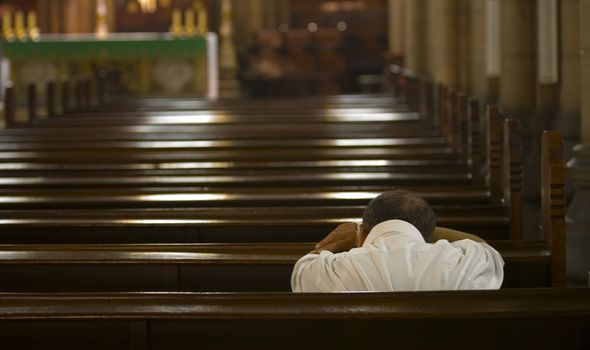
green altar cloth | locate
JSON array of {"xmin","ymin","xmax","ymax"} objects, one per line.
[
  {"xmin": 2, "ymin": 33, "xmax": 206, "ymax": 60},
  {"xmin": 1, "ymin": 33, "xmax": 211, "ymax": 97}
]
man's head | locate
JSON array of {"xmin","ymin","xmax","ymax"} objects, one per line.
[{"xmin": 362, "ymin": 190, "xmax": 436, "ymax": 242}]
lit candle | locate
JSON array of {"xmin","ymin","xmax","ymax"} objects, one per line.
[
  {"xmin": 27, "ymin": 11, "xmax": 40, "ymax": 41},
  {"xmin": 184, "ymin": 9, "xmax": 195, "ymax": 36},
  {"xmin": 2, "ymin": 12, "xmax": 11, "ymax": 31},
  {"xmin": 170, "ymin": 9, "xmax": 183, "ymax": 37},
  {"xmin": 2, "ymin": 12, "xmax": 15, "ymax": 41},
  {"xmin": 27, "ymin": 11, "xmax": 36, "ymax": 29},
  {"xmin": 14, "ymin": 11, "xmax": 27, "ymax": 41}
]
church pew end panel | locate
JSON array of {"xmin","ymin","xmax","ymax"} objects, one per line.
[{"xmin": 541, "ymin": 131, "xmax": 566, "ymax": 287}]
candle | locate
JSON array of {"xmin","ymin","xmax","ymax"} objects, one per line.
[
  {"xmin": 14, "ymin": 11, "xmax": 27, "ymax": 41},
  {"xmin": 185, "ymin": 9, "xmax": 195, "ymax": 36},
  {"xmin": 2, "ymin": 12, "xmax": 15, "ymax": 41},
  {"xmin": 170, "ymin": 9, "xmax": 183, "ymax": 37},
  {"xmin": 27, "ymin": 11, "xmax": 36, "ymax": 29},
  {"xmin": 27, "ymin": 11, "xmax": 40, "ymax": 41}
]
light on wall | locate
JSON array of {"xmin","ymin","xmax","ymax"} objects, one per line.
[
  {"xmin": 138, "ymin": 0, "xmax": 158, "ymax": 13},
  {"xmin": 537, "ymin": 0, "xmax": 559, "ymax": 84}
]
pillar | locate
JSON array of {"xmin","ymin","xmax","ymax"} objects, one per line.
[
  {"xmin": 566, "ymin": 0, "xmax": 590, "ymax": 286},
  {"xmin": 486, "ymin": 0, "xmax": 501, "ymax": 103},
  {"xmin": 467, "ymin": 0, "xmax": 488, "ymax": 101},
  {"xmin": 389, "ymin": 0, "xmax": 405, "ymax": 60},
  {"xmin": 63, "ymin": 0, "xmax": 95, "ymax": 33},
  {"xmin": 499, "ymin": 0, "xmax": 535, "ymax": 116},
  {"xmin": 555, "ymin": 0, "xmax": 581, "ymax": 155},
  {"xmin": 232, "ymin": 0, "xmax": 264, "ymax": 51},
  {"xmin": 581, "ymin": 1, "xmax": 590, "ymax": 144},
  {"xmin": 403, "ymin": 0, "xmax": 427, "ymax": 73},
  {"xmin": 426, "ymin": 0, "xmax": 456, "ymax": 85}
]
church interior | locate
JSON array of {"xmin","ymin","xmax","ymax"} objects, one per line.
[{"xmin": 0, "ymin": 0, "xmax": 589, "ymax": 348}]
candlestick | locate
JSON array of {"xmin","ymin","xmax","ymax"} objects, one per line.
[
  {"xmin": 170, "ymin": 9, "xmax": 183, "ymax": 37},
  {"xmin": 14, "ymin": 11, "xmax": 27, "ymax": 41},
  {"xmin": 96, "ymin": 0, "xmax": 109, "ymax": 38},
  {"xmin": 184, "ymin": 9, "xmax": 196, "ymax": 36},
  {"xmin": 27, "ymin": 11, "xmax": 40, "ymax": 41},
  {"xmin": 2, "ymin": 12, "xmax": 15, "ymax": 42}
]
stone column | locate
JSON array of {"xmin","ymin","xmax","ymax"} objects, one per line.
[
  {"xmin": 232, "ymin": 0, "xmax": 264, "ymax": 51},
  {"xmin": 499, "ymin": 0, "xmax": 535, "ymax": 116},
  {"xmin": 486, "ymin": 0, "xmax": 501, "ymax": 103},
  {"xmin": 426, "ymin": 0, "xmax": 456, "ymax": 85},
  {"xmin": 467, "ymin": 0, "xmax": 488, "ymax": 101},
  {"xmin": 498, "ymin": 0, "xmax": 537, "ymax": 242},
  {"xmin": 403, "ymin": 0, "xmax": 427, "ymax": 73},
  {"xmin": 566, "ymin": 0, "xmax": 590, "ymax": 286},
  {"xmin": 63, "ymin": 0, "xmax": 95, "ymax": 33},
  {"xmin": 580, "ymin": 1, "xmax": 590, "ymax": 144},
  {"xmin": 456, "ymin": 0, "xmax": 470, "ymax": 91},
  {"xmin": 388, "ymin": 0, "xmax": 405, "ymax": 59},
  {"xmin": 535, "ymin": 0, "xmax": 560, "ymax": 133},
  {"xmin": 555, "ymin": 0, "xmax": 581, "ymax": 156}
]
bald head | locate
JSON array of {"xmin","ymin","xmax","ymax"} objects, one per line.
[{"xmin": 362, "ymin": 190, "xmax": 436, "ymax": 241}]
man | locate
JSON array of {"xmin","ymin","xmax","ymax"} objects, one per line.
[{"xmin": 291, "ymin": 190, "xmax": 504, "ymax": 292}]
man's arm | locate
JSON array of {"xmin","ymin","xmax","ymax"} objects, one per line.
[
  {"xmin": 314, "ymin": 222, "xmax": 358, "ymax": 253},
  {"xmin": 430, "ymin": 227, "xmax": 486, "ymax": 243},
  {"xmin": 291, "ymin": 223, "xmax": 359, "ymax": 292}
]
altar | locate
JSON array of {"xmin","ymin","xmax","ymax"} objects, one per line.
[{"xmin": 1, "ymin": 32, "xmax": 218, "ymax": 99}]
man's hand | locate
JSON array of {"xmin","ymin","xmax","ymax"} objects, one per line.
[
  {"xmin": 314, "ymin": 223, "xmax": 358, "ymax": 253},
  {"xmin": 430, "ymin": 227, "xmax": 486, "ymax": 243}
]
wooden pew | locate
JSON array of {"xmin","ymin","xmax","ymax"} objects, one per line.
[
  {"xmin": 0, "ymin": 240, "xmax": 556, "ymax": 292},
  {"xmin": 0, "ymin": 123, "xmax": 443, "ymax": 141},
  {"xmin": 0, "ymin": 205, "xmax": 510, "ymax": 243},
  {"xmin": 0, "ymin": 131, "xmax": 565, "ymax": 291},
  {"xmin": 24, "ymin": 80, "xmax": 412, "ymax": 115},
  {"xmin": 3, "ymin": 85, "xmax": 16, "ymax": 128},
  {"xmin": 0, "ymin": 288, "xmax": 588, "ymax": 350},
  {"xmin": 0, "ymin": 132, "xmax": 572, "ymax": 350},
  {"xmin": 0, "ymin": 105, "xmax": 510, "ymax": 199},
  {"xmin": 0, "ymin": 117, "xmax": 522, "ymax": 242},
  {"xmin": 0, "ymin": 97, "xmax": 488, "ymax": 188},
  {"xmin": 5, "ymin": 81, "xmax": 524, "ymax": 238}
]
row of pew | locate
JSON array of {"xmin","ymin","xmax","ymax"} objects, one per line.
[{"xmin": 0, "ymin": 67, "xmax": 587, "ymax": 349}]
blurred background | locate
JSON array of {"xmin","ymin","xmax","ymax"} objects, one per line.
[{"xmin": 0, "ymin": 0, "xmax": 390, "ymax": 97}]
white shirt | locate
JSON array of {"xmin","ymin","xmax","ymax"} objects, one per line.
[{"xmin": 291, "ymin": 220, "xmax": 504, "ymax": 292}]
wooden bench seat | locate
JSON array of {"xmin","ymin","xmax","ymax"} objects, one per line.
[
  {"xmin": 4, "ymin": 122, "xmax": 441, "ymax": 136},
  {"xmin": 0, "ymin": 205, "xmax": 510, "ymax": 243},
  {"xmin": 0, "ymin": 172, "xmax": 474, "ymax": 188},
  {"xmin": 0, "ymin": 186, "xmax": 493, "ymax": 208},
  {"xmin": 0, "ymin": 137, "xmax": 449, "ymax": 151},
  {"xmin": 0, "ymin": 147, "xmax": 457, "ymax": 162},
  {"xmin": 95, "ymin": 93, "xmax": 407, "ymax": 111},
  {"xmin": 0, "ymin": 240, "xmax": 552, "ymax": 292},
  {"xmin": 0, "ymin": 129, "xmax": 443, "ymax": 141},
  {"xmin": 38, "ymin": 109, "xmax": 421, "ymax": 127},
  {"xmin": 0, "ymin": 288, "xmax": 588, "ymax": 349},
  {"xmin": 0, "ymin": 160, "xmax": 465, "ymax": 176}
]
